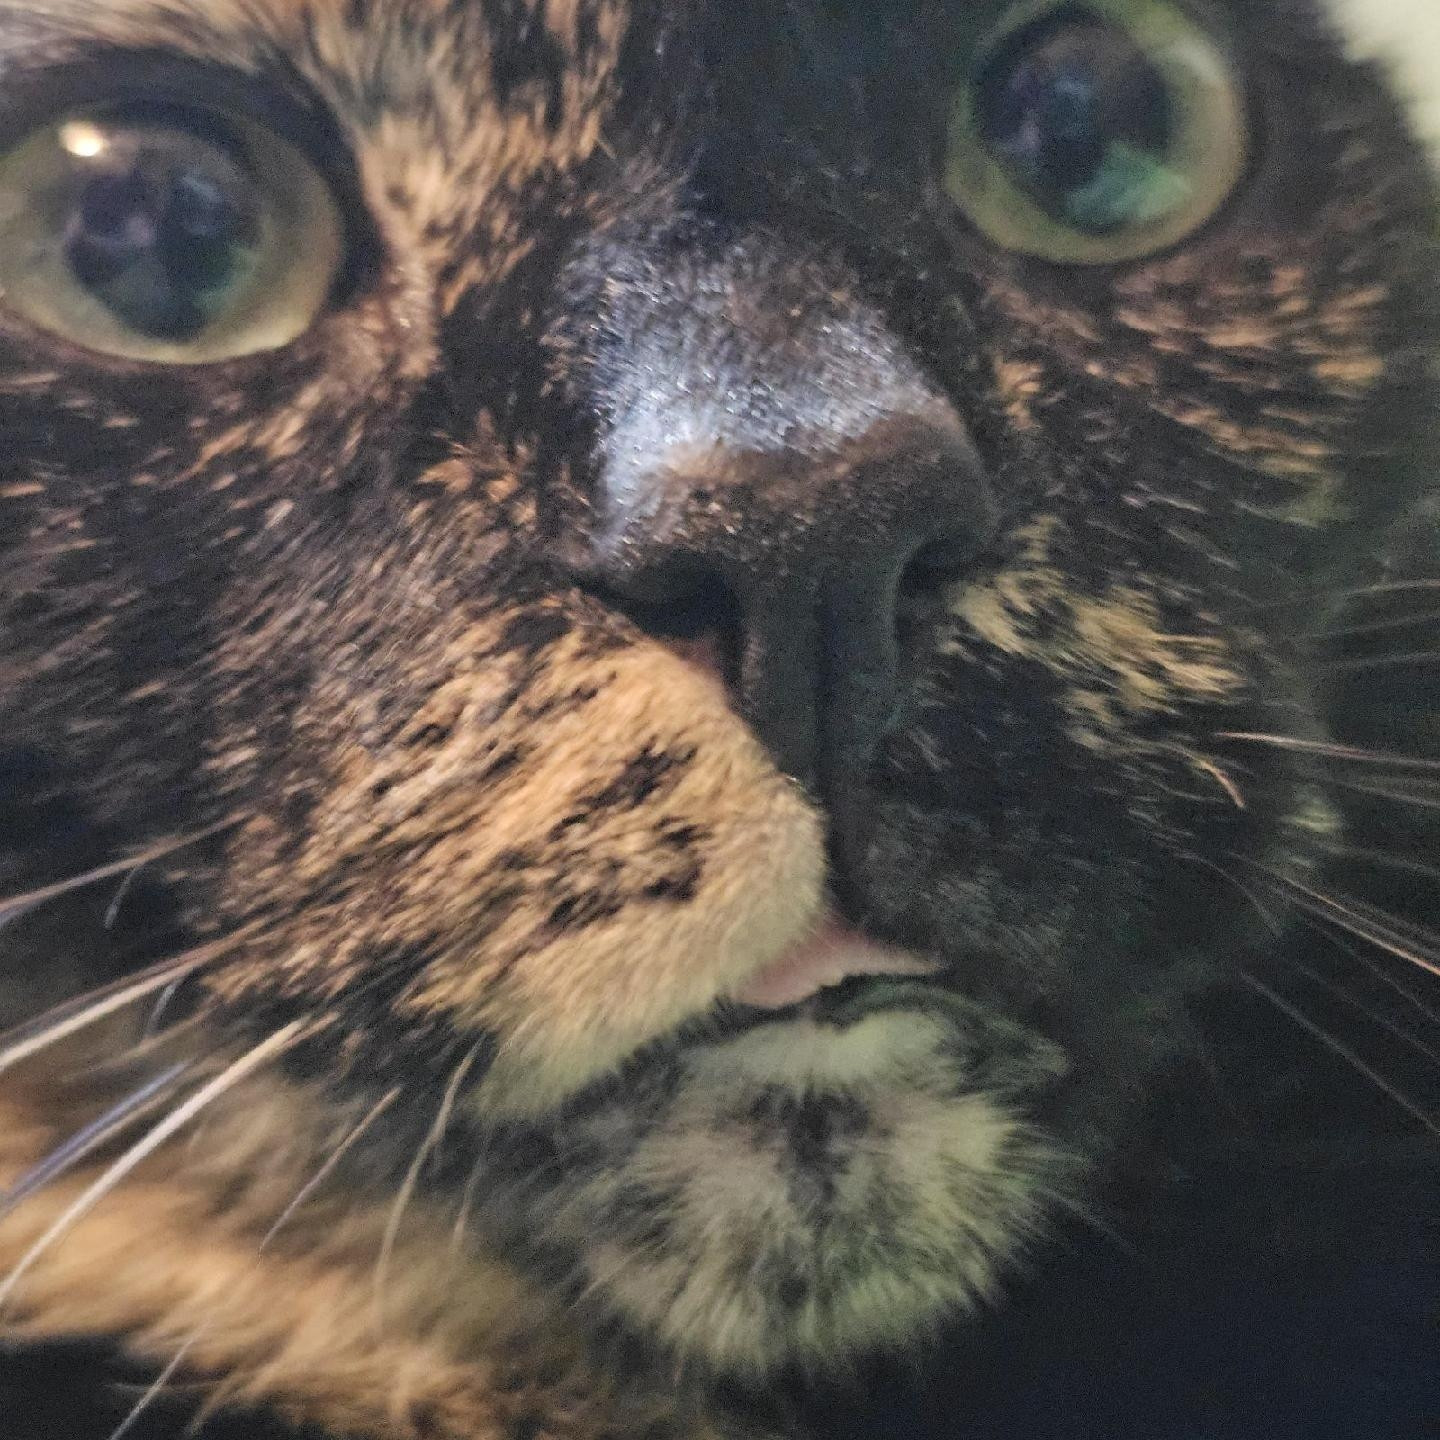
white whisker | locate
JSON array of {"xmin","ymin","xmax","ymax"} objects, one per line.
[
  {"xmin": 373, "ymin": 1046, "xmax": 481, "ymax": 1328},
  {"xmin": 103, "ymin": 863, "xmax": 147, "ymax": 932},
  {"xmin": 1320, "ymin": 649, "xmax": 1440, "ymax": 675},
  {"xmin": 0, "ymin": 898, "xmax": 41, "ymax": 935},
  {"xmin": 105, "ymin": 1084, "xmax": 403, "ymax": 1440},
  {"xmin": 142, "ymin": 977, "xmax": 190, "ymax": 1042},
  {"xmin": 1281, "ymin": 894, "xmax": 1440, "ymax": 1034},
  {"xmin": 1212, "ymin": 733, "xmax": 1440, "ymax": 771},
  {"xmin": 1240, "ymin": 973, "xmax": 1440, "ymax": 1139},
  {"xmin": 1026, "ymin": 1182, "xmax": 1135, "ymax": 1258},
  {"xmin": 0, "ymin": 1063, "xmax": 191, "ymax": 1218},
  {"xmin": 1245, "ymin": 579, "xmax": 1440, "ymax": 613},
  {"xmin": 1281, "ymin": 952, "xmax": 1440, "ymax": 1072},
  {"xmin": 0, "ymin": 1022, "xmax": 306, "ymax": 1312},
  {"xmin": 450, "ymin": 1153, "xmax": 486, "ymax": 1256},
  {"xmin": 1238, "ymin": 863, "xmax": 1440, "ymax": 981},
  {"xmin": 0, "ymin": 955, "xmax": 212, "ymax": 1080},
  {"xmin": 1315, "ymin": 841, "xmax": 1440, "ymax": 887},
  {"xmin": 1304, "ymin": 608, "xmax": 1440, "ymax": 643},
  {"xmin": 0, "ymin": 819, "xmax": 241, "ymax": 929},
  {"xmin": 106, "ymin": 1342, "xmax": 192, "ymax": 1440},
  {"xmin": 263, "ymin": 1087, "xmax": 401, "ymax": 1250},
  {"xmin": 1323, "ymin": 776, "xmax": 1440, "ymax": 812}
]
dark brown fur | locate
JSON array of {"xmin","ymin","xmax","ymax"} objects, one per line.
[{"xmin": 0, "ymin": 1, "xmax": 1436, "ymax": 1436}]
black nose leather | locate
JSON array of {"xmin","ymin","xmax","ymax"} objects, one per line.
[
  {"xmin": 567, "ymin": 235, "xmax": 996, "ymax": 806},
  {"xmin": 590, "ymin": 411, "xmax": 993, "ymax": 789}
]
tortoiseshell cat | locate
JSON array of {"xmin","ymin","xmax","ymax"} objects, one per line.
[{"xmin": 0, "ymin": 1, "xmax": 1435, "ymax": 1436}]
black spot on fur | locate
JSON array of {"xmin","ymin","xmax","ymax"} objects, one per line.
[
  {"xmin": 570, "ymin": 747, "xmax": 697, "ymax": 818},
  {"xmin": 500, "ymin": 610, "xmax": 572, "ymax": 655},
  {"xmin": 546, "ymin": 890, "xmax": 624, "ymax": 930}
]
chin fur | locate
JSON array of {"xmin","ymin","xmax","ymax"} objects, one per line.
[{"xmin": 466, "ymin": 1009, "xmax": 1070, "ymax": 1377}]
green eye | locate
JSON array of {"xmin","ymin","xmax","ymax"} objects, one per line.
[
  {"xmin": 945, "ymin": 0, "xmax": 1248, "ymax": 263},
  {"xmin": 0, "ymin": 105, "xmax": 344, "ymax": 362}
]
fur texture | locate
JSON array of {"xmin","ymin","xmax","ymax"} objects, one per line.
[{"xmin": 0, "ymin": 2, "xmax": 1435, "ymax": 1437}]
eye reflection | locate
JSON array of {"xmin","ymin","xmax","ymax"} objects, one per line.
[
  {"xmin": 946, "ymin": 0, "xmax": 1248, "ymax": 264},
  {"xmin": 0, "ymin": 105, "xmax": 344, "ymax": 362},
  {"xmin": 57, "ymin": 124, "xmax": 263, "ymax": 342}
]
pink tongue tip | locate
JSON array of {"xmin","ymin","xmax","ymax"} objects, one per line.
[{"xmin": 730, "ymin": 920, "xmax": 941, "ymax": 1011}]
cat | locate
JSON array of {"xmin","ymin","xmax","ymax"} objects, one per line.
[{"xmin": 0, "ymin": 0, "xmax": 1435, "ymax": 1436}]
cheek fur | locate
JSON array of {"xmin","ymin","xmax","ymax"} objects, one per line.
[
  {"xmin": 205, "ymin": 617, "xmax": 825, "ymax": 1113},
  {"xmin": 412, "ymin": 638, "xmax": 827, "ymax": 1112}
]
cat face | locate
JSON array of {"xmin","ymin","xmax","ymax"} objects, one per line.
[{"xmin": 0, "ymin": 0, "xmax": 1435, "ymax": 1379}]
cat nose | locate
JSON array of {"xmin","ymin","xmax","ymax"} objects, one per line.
[{"xmin": 582, "ymin": 379, "xmax": 996, "ymax": 803}]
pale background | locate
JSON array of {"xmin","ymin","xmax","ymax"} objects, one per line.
[{"xmin": 1328, "ymin": 0, "xmax": 1440, "ymax": 155}]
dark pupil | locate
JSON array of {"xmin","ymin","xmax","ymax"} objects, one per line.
[
  {"xmin": 975, "ymin": 9, "xmax": 1177, "ymax": 235},
  {"xmin": 61, "ymin": 127, "xmax": 259, "ymax": 341}
]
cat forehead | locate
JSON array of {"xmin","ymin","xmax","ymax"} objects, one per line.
[
  {"xmin": 0, "ymin": 1, "xmax": 1387, "ymax": 137},
  {"xmin": 0, "ymin": 0, "xmax": 1415, "ymax": 237},
  {"xmin": 0, "ymin": 0, "xmax": 636, "ymax": 235},
  {"xmin": 0, "ymin": 0, "xmax": 632, "ymax": 135},
  {"xmin": 3, "ymin": 0, "xmax": 625, "ymax": 49},
  {"xmin": 0, "ymin": 0, "xmax": 1366, "ymax": 85}
]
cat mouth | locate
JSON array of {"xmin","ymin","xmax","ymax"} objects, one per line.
[
  {"xmin": 728, "ymin": 918, "xmax": 942, "ymax": 1011},
  {"xmin": 679, "ymin": 917, "xmax": 1070, "ymax": 1096},
  {"xmin": 712, "ymin": 917, "xmax": 1016, "ymax": 1039}
]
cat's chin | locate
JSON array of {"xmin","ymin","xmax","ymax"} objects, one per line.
[{"xmin": 498, "ymin": 1003, "xmax": 1070, "ymax": 1375}]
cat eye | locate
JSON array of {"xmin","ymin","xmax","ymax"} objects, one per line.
[
  {"xmin": 944, "ymin": 0, "xmax": 1247, "ymax": 263},
  {"xmin": 0, "ymin": 104, "xmax": 344, "ymax": 363}
]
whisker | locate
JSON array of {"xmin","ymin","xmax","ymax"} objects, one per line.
[
  {"xmin": 107, "ymin": 1086, "xmax": 401, "ymax": 1440},
  {"xmin": 373, "ymin": 1046, "xmax": 481, "ymax": 1327},
  {"xmin": 1164, "ymin": 853, "xmax": 1440, "ymax": 1138},
  {"xmin": 1236, "ymin": 578, "xmax": 1440, "ymax": 616},
  {"xmin": 59, "ymin": 1016, "xmax": 208, "ymax": 1090},
  {"xmin": 103, "ymin": 863, "xmax": 147, "ymax": 932},
  {"xmin": 1314, "ymin": 841, "xmax": 1440, "ymax": 886},
  {"xmin": 0, "ymin": 1022, "xmax": 306, "ymax": 1312},
  {"xmin": 1176, "ymin": 849, "xmax": 1438, "ymax": 1028},
  {"xmin": 1318, "ymin": 650, "xmax": 1440, "ymax": 675},
  {"xmin": 0, "ymin": 1064, "xmax": 191, "ymax": 1219},
  {"xmin": 1169, "ymin": 849, "xmax": 1287, "ymax": 937},
  {"xmin": 107, "ymin": 1343, "xmax": 191, "ymax": 1440},
  {"xmin": 1324, "ymin": 777, "xmax": 1440, "ymax": 812},
  {"xmin": 1333, "ymin": 579, "xmax": 1440, "ymax": 601},
  {"xmin": 1190, "ymin": 756, "xmax": 1247, "ymax": 810},
  {"xmin": 0, "ymin": 819, "xmax": 241, "ymax": 929},
  {"xmin": 1288, "ymin": 908, "xmax": 1440, "ymax": 1034},
  {"xmin": 1257, "ymin": 865, "xmax": 1440, "ymax": 960},
  {"xmin": 1240, "ymin": 973, "xmax": 1440, "ymax": 1139},
  {"xmin": 0, "ymin": 898, "xmax": 41, "ymax": 935},
  {"xmin": 1280, "ymin": 953, "xmax": 1440, "ymax": 1072},
  {"xmin": 1211, "ymin": 733, "xmax": 1440, "ymax": 772},
  {"xmin": 450, "ymin": 1154, "xmax": 486, "ymax": 1257},
  {"xmin": 1237, "ymin": 863, "xmax": 1440, "ymax": 980},
  {"xmin": 0, "ymin": 946, "xmax": 227, "ymax": 1081},
  {"xmin": 262, "ymin": 1088, "xmax": 401, "ymax": 1250},
  {"xmin": 1026, "ymin": 1181, "xmax": 1135, "ymax": 1258},
  {"xmin": 1304, "ymin": 608, "xmax": 1440, "ymax": 643},
  {"xmin": 143, "ymin": 977, "xmax": 189, "ymax": 1042}
]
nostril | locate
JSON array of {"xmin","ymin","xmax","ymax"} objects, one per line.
[
  {"xmin": 598, "ymin": 566, "xmax": 745, "ymax": 686},
  {"xmin": 605, "ymin": 564, "xmax": 738, "ymax": 638},
  {"xmin": 892, "ymin": 533, "xmax": 976, "ymax": 721},
  {"xmin": 903, "ymin": 534, "xmax": 983, "ymax": 592},
  {"xmin": 896, "ymin": 535, "xmax": 975, "ymax": 640}
]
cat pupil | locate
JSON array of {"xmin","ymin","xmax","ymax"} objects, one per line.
[
  {"xmin": 60, "ymin": 128, "xmax": 257, "ymax": 340},
  {"xmin": 976, "ymin": 9, "xmax": 1177, "ymax": 235}
]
